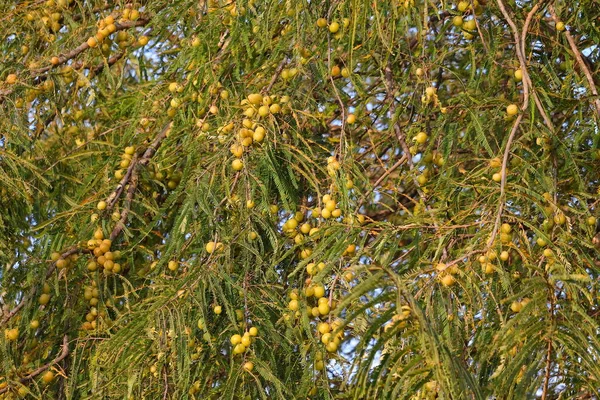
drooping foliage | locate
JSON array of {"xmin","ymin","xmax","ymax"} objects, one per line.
[{"xmin": 1, "ymin": 0, "xmax": 599, "ymax": 399}]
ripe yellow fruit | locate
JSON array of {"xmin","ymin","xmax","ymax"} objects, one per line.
[
  {"xmin": 241, "ymin": 334, "xmax": 251, "ymax": 347},
  {"xmin": 87, "ymin": 37, "xmax": 98, "ymax": 48},
  {"xmin": 452, "ymin": 16, "xmax": 464, "ymax": 27},
  {"xmin": 6, "ymin": 328, "xmax": 18, "ymax": 341},
  {"xmin": 316, "ymin": 18, "xmax": 327, "ymax": 28},
  {"xmin": 346, "ymin": 114, "xmax": 356, "ymax": 124},
  {"xmin": 249, "ymin": 326, "xmax": 258, "ymax": 336},
  {"xmin": 232, "ymin": 159, "xmax": 244, "ymax": 171},
  {"xmin": 243, "ymin": 361, "xmax": 254, "ymax": 372},
  {"xmin": 39, "ymin": 293, "xmax": 51, "ymax": 305},
  {"xmin": 247, "ymin": 93, "xmax": 263, "ymax": 105},
  {"xmin": 97, "ymin": 200, "xmax": 107, "ymax": 210},
  {"xmin": 30, "ymin": 320, "xmax": 40, "ymax": 329},
  {"xmin": 6, "ymin": 73, "xmax": 17, "ymax": 84},
  {"xmin": 205, "ymin": 241, "xmax": 222, "ymax": 253},
  {"xmin": 328, "ymin": 22, "xmax": 340, "ymax": 33},
  {"xmin": 492, "ymin": 172, "xmax": 502, "ymax": 182},
  {"xmin": 41, "ymin": 370, "xmax": 55, "ymax": 384},
  {"xmin": 514, "ymin": 69, "xmax": 523, "ymax": 82},
  {"xmin": 233, "ymin": 343, "xmax": 246, "ymax": 354},
  {"xmin": 213, "ymin": 305, "xmax": 222, "ymax": 315},
  {"xmin": 230, "ymin": 334, "xmax": 242, "ymax": 345},
  {"xmin": 510, "ymin": 301, "xmax": 522, "ymax": 313},
  {"xmin": 440, "ymin": 274, "xmax": 455, "ymax": 287},
  {"xmin": 556, "ymin": 21, "xmax": 565, "ymax": 32},
  {"xmin": 313, "ymin": 285, "xmax": 325, "ymax": 298},
  {"xmin": 168, "ymin": 260, "xmax": 178, "ymax": 271},
  {"xmin": 318, "ymin": 303, "xmax": 330, "ymax": 316},
  {"xmin": 587, "ymin": 216, "xmax": 597, "ymax": 226},
  {"xmin": 500, "ymin": 251, "xmax": 509, "ymax": 261},
  {"xmin": 506, "ymin": 104, "xmax": 518, "ymax": 116},
  {"xmin": 138, "ymin": 36, "xmax": 149, "ymax": 46},
  {"xmin": 288, "ymin": 299, "xmax": 299, "ymax": 311}
]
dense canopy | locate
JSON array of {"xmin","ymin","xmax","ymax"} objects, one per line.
[{"xmin": 1, "ymin": 0, "xmax": 599, "ymax": 399}]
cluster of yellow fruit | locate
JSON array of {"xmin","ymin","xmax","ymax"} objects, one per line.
[
  {"xmin": 421, "ymin": 85, "xmax": 438, "ymax": 106},
  {"xmin": 205, "ymin": 241, "xmax": 224, "ymax": 254},
  {"xmin": 510, "ymin": 297, "xmax": 530, "ymax": 313},
  {"xmin": 230, "ymin": 326, "xmax": 259, "ymax": 355},
  {"xmin": 86, "ymin": 228, "xmax": 122, "ymax": 275},
  {"xmin": 488, "ymin": 156, "xmax": 506, "ymax": 183},
  {"xmin": 39, "ymin": 282, "xmax": 52, "ymax": 306},
  {"xmin": 316, "ymin": 17, "xmax": 350, "ymax": 40},
  {"xmin": 384, "ymin": 305, "xmax": 412, "ymax": 333},
  {"xmin": 315, "ymin": 194, "xmax": 342, "ymax": 220},
  {"xmin": 86, "ymin": 15, "xmax": 117, "ymax": 49},
  {"xmin": 229, "ymin": 93, "xmax": 291, "ymax": 171},
  {"xmin": 50, "ymin": 250, "xmax": 78, "ymax": 271},
  {"xmin": 82, "ymin": 281, "xmax": 101, "ymax": 330},
  {"xmin": 317, "ymin": 319, "xmax": 344, "ymax": 353},
  {"xmin": 436, "ymin": 262, "xmax": 460, "ymax": 286},
  {"xmin": 146, "ymin": 163, "xmax": 182, "ymax": 192},
  {"xmin": 114, "ymin": 146, "xmax": 135, "ymax": 179},
  {"xmin": 330, "ymin": 65, "xmax": 351, "ymax": 78}
]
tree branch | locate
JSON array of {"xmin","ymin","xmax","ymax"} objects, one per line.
[{"xmin": 0, "ymin": 335, "xmax": 70, "ymax": 395}]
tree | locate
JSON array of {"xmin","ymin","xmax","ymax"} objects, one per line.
[{"xmin": 0, "ymin": 0, "xmax": 599, "ymax": 398}]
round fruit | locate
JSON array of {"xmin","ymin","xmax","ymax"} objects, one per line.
[
  {"xmin": 506, "ymin": 104, "xmax": 518, "ymax": 116},
  {"xmin": 514, "ymin": 69, "xmax": 523, "ymax": 82},
  {"xmin": 39, "ymin": 293, "xmax": 51, "ymax": 305},
  {"xmin": 510, "ymin": 301, "xmax": 522, "ymax": 313},
  {"xmin": 6, "ymin": 328, "xmax": 18, "ymax": 341},
  {"xmin": 213, "ymin": 305, "xmax": 222, "ymax": 315},
  {"xmin": 232, "ymin": 159, "xmax": 244, "ymax": 171},
  {"xmin": 328, "ymin": 22, "xmax": 340, "ymax": 33},
  {"xmin": 230, "ymin": 334, "xmax": 242, "ymax": 345},
  {"xmin": 556, "ymin": 21, "xmax": 565, "ymax": 31},
  {"xmin": 316, "ymin": 18, "xmax": 327, "ymax": 28},
  {"xmin": 243, "ymin": 361, "xmax": 254, "ymax": 372},
  {"xmin": 440, "ymin": 274, "xmax": 455, "ymax": 287},
  {"xmin": 97, "ymin": 200, "xmax": 107, "ymax": 210},
  {"xmin": 6, "ymin": 74, "xmax": 17, "ymax": 84},
  {"xmin": 41, "ymin": 370, "xmax": 55, "ymax": 384},
  {"xmin": 452, "ymin": 16, "xmax": 463, "ymax": 27}
]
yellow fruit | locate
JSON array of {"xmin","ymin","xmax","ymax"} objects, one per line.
[
  {"xmin": 168, "ymin": 260, "xmax": 178, "ymax": 271},
  {"xmin": 587, "ymin": 216, "xmax": 597, "ymax": 226},
  {"xmin": 97, "ymin": 200, "xmax": 107, "ymax": 210},
  {"xmin": 6, "ymin": 73, "xmax": 17, "ymax": 84},
  {"xmin": 492, "ymin": 172, "xmax": 502, "ymax": 182},
  {"xmin": 556, "ymin": 21, "xmax": 565, "ymax": 32},
  {"xmin": 233, "ymin": 343, "xmax": 246, "ymax": 354},
  {"xmin": 346, "ymin": 114, "xmax": 356, "ymax": 124},
  {"xmin": 87, "ymin": 37, "xmax": 98, "ymax": 48},
  {"xmin": 241, "ymin": 335, "xmax": 251, "ymax": 347},
  {"xmin": 214, "ymin": 305, "xmax": 222, "ymax": 315},
  {"xmin": 452, "ymin": 16, "xmax": 463, "ymax": 27},
  {"xmin": 6, "ymin": 328, "xmax": 18, "ymax": 341},
  {"xmin": 316, "ymin": 18, "xmax": 327, "ymax": 28},
  {"xmin": 247, "ymin": 93, "xmax": 263, "ymax": 105},
  {"xmin": 313, "ymin": 285, "xmax": 325, "ymax": 298},
  {"xmin": 30, "ymin": 320, "xmax": 39, "ymax": 329},
  {"xmin": 232, "ymin": 159, "xmax": 244, "ymax": 171},
  {"xmin": 440, "ymin": 274, "xmax": 455, "ymax": 287},
  {"xmin": 42, "ymin": 370, "xmax": 55, "ymax": 384},
  {"xmin": 514, "ymin": 69, "xmax": 523, "ymax": 82},
  {"xmin": 500, "ymin": 251, "xmax": 509, "ymax": 261},
  {"xmin": 510, "ymin": 301, "xmax": 522, "ymax": 313},
  {"xmin": 230, "ymin": 334, "xmax": 242, "ymax": 345},
  {"xmin": 318, "ymin": 303, "xmax": 330, "ymax": 316},
  {"xmin": 39, "ymin": 293, "xmax": 50, "ymax": 305},
  {"xmin": 243, "ymin": 361, "xmax": 254, "ymax": 372},
  {"xmin": 328, "ymin": 22, "xmax": 340, "ymax": 33},
  {"xmin": 288, "ymin": 299, "xmax": 299, "ymax": 311},
  {"xmin": 249, "ymin": 327, "xmax": 258, "ymax": 336},
  {"xmin": 506, "ymin": 104, "xmax": 518, "ymax": 116}
]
